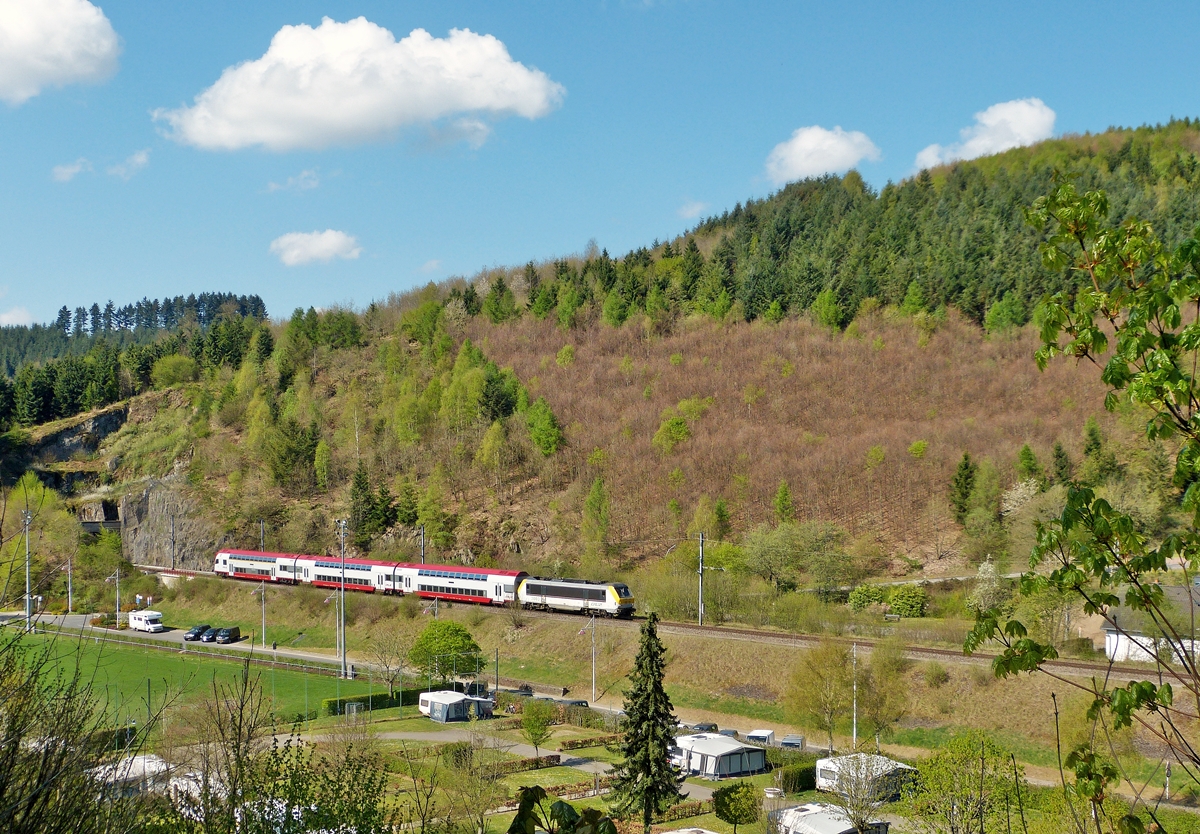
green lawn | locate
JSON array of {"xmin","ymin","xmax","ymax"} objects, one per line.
[{"xmin": 22, "ymin": 631, "xmax": 391, "ymax": 726}]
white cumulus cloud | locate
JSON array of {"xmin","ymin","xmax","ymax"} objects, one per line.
[
  {"xmin": 107, "ymin": 148, "xmax": 149, "ymax": 179},
  {"xmin": 916, "ymin": 98, "xmax": 1056, "ymax": 170},
  {"xmin": 765, "ymin": 125, "xmax": 880, "ymax": 185},
  {"xmin": 270, "ymin": 230, "xmax": 362, "ymax": 266},
  {"xmin": 52, "ymin": 157, "xmax": 91, "ymax": 182},
  {"xmin": 419, "ymin": 259, "xmax": 442, "ymax": 273},
  {"xmin": 0, "ymin": 0, "xmax": 120, "ymax": 105},
  {"xmin": 678, "ymin": 200, "xmax": 708, "ymax": 219},
  {"xmin": 267, "ymin": 169, "xmax": 320, "ymax": 192},
  {"xmin": 155, "ymin": 17, "xmax": 565, "ymax": 151},
  {"xmin": 0, "ymin": 307, "xmax": 33, "ymax": 326}
]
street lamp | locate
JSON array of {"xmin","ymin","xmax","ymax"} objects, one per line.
[
  {"xmin": 323, "ymin": 594, "xmax": 341, "ymax": 666},
  {"xmin": 62, "ymin": 553, "xmax": 73, "ymax": 614},
  {"xmin": 251, "ymin": 581, "xmax": 267, "ymax": 648},
  {"xmin": 21, "ymin": 510, "xmax": 32, "ymax": 631},
  {"xmin": 578, "ymin": 614, "xmax": 597, "ymax": 705},
  {"xmin": 106, "ymin": 565, "xmax": 121, "ymax": 627},
  {"xmin": 336, "ymin": 519, "xmax": 348, "ymax": 679}
]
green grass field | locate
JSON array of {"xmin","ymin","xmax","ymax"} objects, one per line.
[{"xmin": 22, "ymin": 631, "xmax": 396, "ymax": 726}]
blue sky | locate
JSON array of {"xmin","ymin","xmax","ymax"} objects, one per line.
[{"xmin": 2, "ymin": 0, "xmax": 1198, "ymax": 326}]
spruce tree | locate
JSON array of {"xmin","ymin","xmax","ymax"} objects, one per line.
[
  {"xmin": 1016, "ymin": 444, "xmax": 1042, "ymax": 483},
  {"xmin": 1052, "ymin": 441, "xmax": 1072, "ymax": 484},
  {"xmin": 949, "ymin": 452, "xmax": 977, "ymax": 524},
  {"xmin": 713, "ymin": 499, "xmax": 732, "ymax": 541},
  {"xmin": 773, "ymin": 480, "xmax": 793, "ymax": 523},
  {"xmin": 610, "ymin": 612, "xmax": 684, "ymax": 834}
]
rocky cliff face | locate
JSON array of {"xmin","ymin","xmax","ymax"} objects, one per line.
[
  {"xmin": 33, "ymin": 405, "xmax": 128, "ymax": 460},
  {"xmin": 119, "ymin": 476, "xmax": 226, "ymax": 570}
]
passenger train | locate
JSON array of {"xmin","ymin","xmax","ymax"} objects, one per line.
[{"xmin": 211, "ymin": 549, "xmax": 635, "ymax": 618}]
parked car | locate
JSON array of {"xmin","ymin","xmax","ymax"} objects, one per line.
[
  {"xmin": 780, "ymin": 734, "xmax": 806, "ymax": 750},
  {"xmin": 692, "ymin": 722, "xmax": 718, "ymax": 733},
  {"xmin": 215, "ymin": 627, "xmax": 241, "ymax": 644},
  {"xmin": 718, "ymin": 728, "xmax": 739, "ymax": 738},
  {"xmin": 184, "ymin": 624, "xmax": 212, "ymax": 642},
  {"xmin": 560, "ymin": 699, "xmax": 589, "ymax": 708},
  {"xmin": 199, "ymin": 627, "xmax": 221, "ymax": 642}
]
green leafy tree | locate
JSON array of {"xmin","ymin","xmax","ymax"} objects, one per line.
[
  {"xmin": 314, "ymin": 440, "xmax": 331, "ymax": 491},
  {"xmin": 150, "ymin": 354, "xmax": 199, "ymax": 388},
  {"xmin": 900, "ymin": 280, "xmax": 926, "ymax": 315},
  {"xmin": 904, "ymin": 731, "xmax": 1023, "ymax": 834},
  {"xmin": 712, "ymin": 781, "xmax": 759, "ymax": 834},
  {"xmin": 520, "ymin": 697, "xmax": 556, "ymax": 757},
  {"xmin": 581, "ymin": 477, "xmax": 609, "ymax": 562},
  {"xmin": 527, "ymin": 397, "xmax": 564, "ymax": 456},
  {"xmin": 609, "ymin": 612, "xmax": 685, "ymax": 834},
  {"xmin": 848, "ymin": 584, "xmax": 886, "ymax": 611},
  {"xmin": 784, "ymin": 639, "xmax": 850, "ymax": 752},
  {"xmin": 965, "ymin": 180, "xmax": 1200, "ymax": 830},
  {"xmin": 949, "ymin": 452, "xmax": 977, "ymax": 524},
  {"xmin": 811, "ymin": 287, "xmax": 843, "ymax": 329},
  {"xmin": 409, "ymin": 621, "xmax": 482, "ymax": 683},
  {"xmin": 773, "ymin": 480, "xmax": 794, "ymax": 523},
  {"xmin": 601, "ymin": 288, "xmax": 628, "ymax": 327},
  {"xmin": 983, "ymin": 291, "xmax": 1024, "ymax": 333}
]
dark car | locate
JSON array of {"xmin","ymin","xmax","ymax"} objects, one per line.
[
  {"xmin": 692, "ymin": 722, "xmax": 718, "ymax": 733},
  {"xmin": 215, "ymin": 626, "xmax": 241, "ymax": 644},
  {"xmin": 718, "ymin": 728, "xmax": 739, "ymax": 738},
  {"xmin": 183, "ymin": 624, "xmax": 212, "ymax": 642},
  {"xmin": 199, "ymin": 627, "xmax": 221, "ymax": 643}
]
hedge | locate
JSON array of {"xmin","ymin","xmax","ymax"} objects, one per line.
[
  {"xmin": 321, "ymin": 690, "xmax": 417, "ymax": 716},
  {"xmin": 656, "ymin": 799, "xmax": 713, "ymax": 822},
  {"xmin": 559, "ymin": 733, "xmax": 624, "ymax": 751},
  {"xmin": 491, "ymin": 754, "xmax": 561, "ymax": 776},
  {"xmin": 779, "ymin": 761, "xmax": 817, "ymax": 793}
]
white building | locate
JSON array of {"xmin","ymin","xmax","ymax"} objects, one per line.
[
  {"xmin": 674, "ymin": 733, "xmax": 767, "ymax": 779},
  {"xmin": 1102, "ymin": 585, "xmax": 1200, "ymax": 663},
  {"xmin": 772, "ymin": 802, "xmax": 889, "ymax": 834},
  {"xmin": 815, "ymin": 754, "xmax": 914, "ymax": 800}
]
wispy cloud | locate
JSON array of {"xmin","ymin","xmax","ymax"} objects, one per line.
[
  {"xmin": 419, "ymin": 259, "xmax": 442, "ymax": 273},
  {"xmin": 0, "ymin": 307, "xmax": 33, "ymax": 326},
  {"xmin": 916, "ymin": 98, "xmax": 1055, "ymax": 169},
  {"xmin": 765, "ymin": 125, "xmax": 880, "ymax": 185},
  {"xmin": 52, "ymin": 157, "xmax": 91, "ymax": 182},
  {"xmin": 678, "ymin": 200, "xmax": 708, "ymax": 220},
  {"xmin": 107, "ymin": 148, "xmax": 149, "ymax": 179},
  {"xmin": 270, "ymin": 229, "xmax": 362, "ymax": 266},
  {"xmin": 267, "ymin": 168, "xmax": 320, "ymax": 193}
]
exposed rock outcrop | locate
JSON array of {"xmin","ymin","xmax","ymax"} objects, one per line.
[{"xmin": 120, "ymin": 476, "xmax": 226, "ymax": 570}]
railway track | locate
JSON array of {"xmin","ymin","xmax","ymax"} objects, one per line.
[{"xmin": 133, "ymin": 563, "xmax": 1146, "ymax": 680}]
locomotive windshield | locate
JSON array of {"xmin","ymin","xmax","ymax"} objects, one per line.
[{"xmin": 613, "ymin": 584, "xmax": 632, "ymax": 598}]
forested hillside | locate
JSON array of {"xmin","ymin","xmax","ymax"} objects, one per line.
[{"xmin": 6, "ymin": 121, "xmax": 1199, "ymax": 613}]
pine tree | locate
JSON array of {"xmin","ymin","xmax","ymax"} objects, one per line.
[
  {"xmin": 773, "ymin": 480, "xmax": 793, "ymax": 523},
  {"xmin": 396, "ymin": 478, "xmax": 419, "ymax": 526},
  {"xmin": 1016, "ymin": 444, "xmax": 1042, "ymax": 483},
  {"xmin": 714, "ymin": 499, "xmax": 732, "ymax": 541},
  {"xmin": 609, "ymin": 612, "xmax": 684, "ymax": 834},
  {"xmin": 1052, "ymin": 441, "xmax": 1072, "ymax": 484},
  {"xmin": 949, "ymin": 452, "xmax": 977, "ymax": 524},
  {"xmin": 581, "ymin": 477, "xmax": 609, "ymax": 561},
  {"xmin": 1083, "ymin": 417, "xmax": 1103, "ymax": 458}
]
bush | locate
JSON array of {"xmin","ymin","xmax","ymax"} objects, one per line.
[
  {"xmin": 848, "ymin": 584, "xmax": 887, "ymax": 611},
  {"xmin": 923, "ymin": 661, "xmax": 950, "ymax": 688},
  {"xmin": 320, "ymin": 690, "xmax": 414, "ymax": 716},
  {"xmin": 889, "ymin": 584, "xmax": 928, "ymax": 618},
  {"xmin": 778, "ymin": 761, "xmax": 818, "ymax": 793},
  {"xmin": 151, "ymin": 355, "xmax": 199, "ymax": 389}
]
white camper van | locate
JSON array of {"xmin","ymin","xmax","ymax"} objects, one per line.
[{"xmin": 129, "ymin": 610, "xmax": 164, "ymax": 633}]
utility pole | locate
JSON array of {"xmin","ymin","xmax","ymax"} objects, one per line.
[
  {"xmin": 336, "ymin": 519, "xmax": 348, "ymax": 679},
  {"xmin": 259, "ymin": 519, "xmax": 265, "ymax": 552},
  {"xmin": 852, "ymin": 643, "xmax": 858, "ymax": 750},
  {"xmin": 107, "ymin": 565, "xmax": 121, "ymax": 627},
  {"xmin": 170, "ymin": 514, "xmax": 176, "ymax": 570},
  {"xmin": 65, "ymin": 554, "xmax": 73, "ymax": 614},
  {"xmin": 22, "ymin": 510, "xmax": 32, "ymax": 631},
  {"xmin": 252, "ymin": 581, "xmax": 267, "ymax": 648},
  {"xmin": 697, "ymin": 532, "xmax": 705, "ymax": 626},
  {"xmin": 419, "ymin": 525, "xmax": 425, "ymax": 564}
]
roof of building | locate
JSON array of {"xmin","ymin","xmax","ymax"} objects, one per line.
[{"xmin": 677, "ymin": 733, "xmax": 762, "ymax": 756}]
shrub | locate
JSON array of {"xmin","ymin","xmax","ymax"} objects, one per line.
[
  {"xmin": 848, "ymin": 584, "xmax": 887, "ymax": 611},
  {"xmin": 652, "ymin": 415, "xmax": 691, "ymax": 456},
  {"xmin": 778, "ymin": 761, "xmax": 818, "ymax": 793},
  {"xmin": 923, "ymin": 661, "xmax": 949, "ymax": 688},
  {"xmin": 151, "ymin": 355, "xmax": 199, "ymax": 389},
  {"xmin": 889, "ymin": 584, "xmax": 928, "ymax": 618}
]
